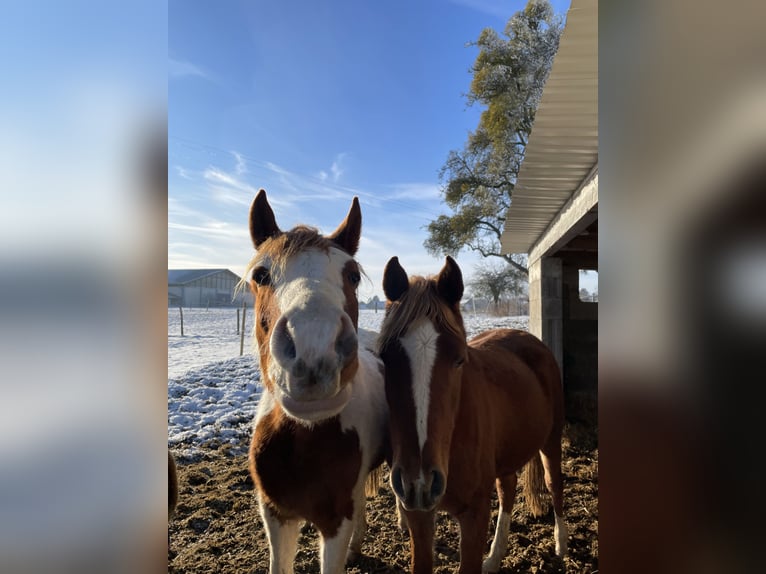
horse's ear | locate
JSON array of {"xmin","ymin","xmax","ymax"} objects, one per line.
[
  {"xmin": 383, "ymin": 256, "xmax": 409, "ymax": 302},
  {"xmin": 436, "ymin": 256, "xmax": 463, "ymax": 307},
  {"xmin": 249, "ymin": 189, "xmax": 282, "ymax": 249},
  {"xmin": 328, "ymin": 197, "xmax": 362, "ymax": 255}
]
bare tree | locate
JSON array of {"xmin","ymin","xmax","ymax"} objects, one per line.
[{"xmin": 468, "ymin": 261, "xmax": 526, "ymax": 314}]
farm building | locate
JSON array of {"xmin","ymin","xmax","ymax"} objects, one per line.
[
  {"xmin": 168, "ymin": 269, "xmax": 246, "ymax": 308},
  {"xmin": 500, "ymin": 0, "xmax": 597, "ymax": 415}
]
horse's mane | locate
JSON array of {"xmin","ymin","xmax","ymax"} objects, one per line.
[{"xmin": 377, "ymin": 276, "xmax": 466, "ymax": 352}]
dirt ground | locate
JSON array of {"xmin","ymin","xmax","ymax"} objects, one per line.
[{"xmin": 168, "ymin": 420, "xmax": 597, "ymax": 574}]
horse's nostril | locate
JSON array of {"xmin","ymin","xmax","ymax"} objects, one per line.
[
  {"xmin": 271, "ymin": 317, "xmax": 297, "ymax": 364},
  {"xmin": 430, "ymin": 469, "xmax": 446, "ymax": 500},
  {"xmin": 283, "ymin": 330, "xmax": 296, "ymax": 359},
  {"xmin": 335, "ymin": 315, "xmax": 358, "ymax": 363},
  {"xmin": 391, "ymin": 466, "xmax": 406, "ymax": 500},
  {"xmin": 336, "ymin": 332, "xmax": 357, "ymax": 362},
  {"xmin": 292, "ymin": 358, "xmax": 307, "ymax": 378}
]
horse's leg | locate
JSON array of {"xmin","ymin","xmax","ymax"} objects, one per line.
[
  {"xmin": 346, "ymin": 484, "xmax": 367, "ymax": 563},
  {"xmin": 396, "ymin": 498, "xmax": 408, "ymax": 532},
  {"xmin": 482, "ymin": 474, "xmax": 517, "ymax": 573},
  {"xmin": 456, "ymin": 494, "xmax": 492, "ymax": 574},
  {"xmin": 541, "ymin": 434, "xmax": 568, "ymax": 557},
  {"xmin": 404, "ymin": 509, "xmax": 436, "ymax": 574},
  {"xmin": 259, "ymin": 500, "xmax": 301, "ymax": 574},
  {"xmin": 319, "ymin": 517, "xmax": 354, "ymax": 574}
]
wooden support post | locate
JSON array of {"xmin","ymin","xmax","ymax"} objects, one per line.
[{"xmin": 240, "ymin": 303, "xmax": 246, "ymax": 356}]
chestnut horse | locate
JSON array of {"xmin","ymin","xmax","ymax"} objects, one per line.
[
  {"xmin": 244, "ymin": 190, "xmax": 388, "ymax": 574},
  {"xmin": 378, "ymin": 256, "xmax": 567, "ymax": 574}
]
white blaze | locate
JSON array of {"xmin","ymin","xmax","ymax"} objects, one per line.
[
  {"xmin": 399, "ymin": 319, "xmax": 438, "ymax": 453},
  {"xmin": 271, "ymin": 246, "xmax": 353, "ymax": 365},
  {"xmin": 274, "ymin": 247, "xmax": 350, "ymax": 314}
]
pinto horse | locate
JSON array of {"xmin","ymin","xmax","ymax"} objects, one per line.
[
  {"xmin": 378, "ymin": 256, "xmax": 567, "ymax": 574},
  {"xmin": 244, "ymin": 190, "xmax": 388, "ymax": 574}
]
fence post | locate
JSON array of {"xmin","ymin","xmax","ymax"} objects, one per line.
[
  {"xmin": 179, "ymin": 306, "xmax": 184, "ymax": 337},
  {"xmin": 240, "ymin": 302, "xmax": 247, "ymax": 356}
]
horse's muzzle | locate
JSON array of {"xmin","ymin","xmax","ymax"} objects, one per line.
[
  {"xmin": 270, "ymin": 312, "xmax": 358, "ymax": 401},
  {"xmin": 391, "ymin": 465, "xmax": 446, "ymax": 511}
]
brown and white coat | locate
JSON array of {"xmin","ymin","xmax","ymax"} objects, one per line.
[{"xmin": 245, "ymin": 191, "xmax": 387, "ymax": 574}]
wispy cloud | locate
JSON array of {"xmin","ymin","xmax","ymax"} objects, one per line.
[
  {"xmin": 168, "ymin": 153, "xmax": 472, "ymax": 298},
  {"xmin": 231, "ymin": 151, "xmax": 247, "ymax": 175},
  {"xmin": 168, "ymin": 221, "xmax": 247, "ymax": 240},
  {"xmin": 204, "ymin": 167, "xmax": 258, "ymax": 195},
  {"xmin": 264, "ymin": 161, "xmax": 289, "ymax": 176},
  {"xmin": 208, "ymin": 186, "xmax": 253, "ymax": 207},
  {"xmin": 386, "ymin": 182, "xmax": 442, "ymax": 201},
  {"xmin": 201, "ymin": 161, "xmax": 342, "ymax": 212},
  {"xmin": 259, "ymin": 160, "xmax": 356, "ymax": 204},
  {"xmin": 168, "ymin": 198, "xmax": 194, "ymax": 219},
  {"xmin": 168, "ymin": 189, "xmax": 255, "ymax": 272},
  {"xmin": 314, "ymin": 153, "xmax": 348, "ymax": 183},
  {"xmin": 330, "ymin": 153, "xmax": 347, "ymax": 182},
  {"xmin": 169, "ymin": 57, "xmax": 209, "ymax": 79},
  {"xmin": 202, "ymin": 167, "xmax": 275, "ymax": 209},
  {"xmin": 175, "ymin": 166, "xmax": 193, "ymax": 180}
]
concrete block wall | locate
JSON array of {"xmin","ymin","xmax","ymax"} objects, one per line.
[{"xmin": 529, "ymin": 256, "xmax": 563, "ymax": 373}]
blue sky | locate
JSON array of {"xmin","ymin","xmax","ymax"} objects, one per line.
[{"xmin": 169, "ymin": 0, "xmax": 580, "ymax": 302}]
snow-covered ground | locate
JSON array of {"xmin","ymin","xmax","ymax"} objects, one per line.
[
  {"xmin": 168, "ymin": 308, "xmax": 528, "ymax": 460},
  {"xmin": 168, "ymin": 307, "xmax": 256, "ymax": 379}
]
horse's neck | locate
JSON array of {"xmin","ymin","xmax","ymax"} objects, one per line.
[
  {"xmin": 357, "ymin": 327, "xmax": 379, "ymax": 353},
  {"xmin": 338, "ymin": 346, "xmax": 388, "ymax": 444},
  {"xmin": 254, "ymin": 386, "xmax": 278, "ymax": 425},
  {"xmin": 348, "ymin": 346, "xmax": 385, "ymax": 404},
  {"xmin": 458, "ymin": 348, "xmax": 497, "ymax": 414}
]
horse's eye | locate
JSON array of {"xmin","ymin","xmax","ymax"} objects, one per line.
[
  {"xmin": 348, "ymin": 270, "xmax": 361, "ymax": 287},
  {"xmin": 252, "ymin": 266, "xmax": 271, "ymax": 286},
  {"xmin": 454, "ymin": 357, "xmax": 465, "ymax": 368}
]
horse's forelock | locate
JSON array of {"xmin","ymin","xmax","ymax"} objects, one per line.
[
  {"xmin": 378, "ymin": 277, "xmax": 466, "ymax": 353},
  {"xmin": 239, "ymin": 226, "xmax": 339, "ymax": 291},
  {"xmin": 262, "ymin": 226, "xmax": 332, "ymax": 274}
]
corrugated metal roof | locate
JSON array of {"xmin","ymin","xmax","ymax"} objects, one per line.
[
  {"xmin": 500, "ymin": 0, "xmax": 598, "ymax": 254},
  {"xmin": 168, "ymin": 269, "xmax": 240, "ymax": 285}
]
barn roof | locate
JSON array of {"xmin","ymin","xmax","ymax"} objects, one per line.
[
  {"xmin": 500, "ymin": 0, "xmax": 598, "ymax": 254},
  {"xmin": 168, "ymin": 269, "xmax": 240, "ymax": 285}
]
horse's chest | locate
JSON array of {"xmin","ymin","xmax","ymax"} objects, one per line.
[{"xmin": 251, "ymin": 415, "xmax": 362, "ymax": 525}]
